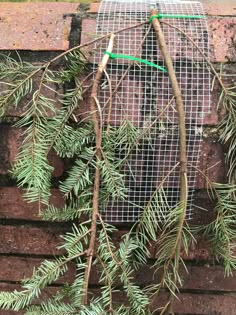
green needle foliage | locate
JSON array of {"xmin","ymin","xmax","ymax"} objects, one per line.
[
  {"xmin": 0, "ymin": 27, "xmax": 235, "ymax": 315},
  {"xmin": 201, "ymin": 66, "xmax": 236, "ymax": 277}
]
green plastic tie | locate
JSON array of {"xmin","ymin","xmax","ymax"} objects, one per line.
[
  {"xmin": 104, "ymin": 52, "xmax": 168, "ymax": 73},
  {"xmin": 149, "ymin": 14, "xmax": 204, "ymax": 23}
]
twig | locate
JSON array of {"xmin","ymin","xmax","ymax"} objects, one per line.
[
  {"xmin": 104, "ymin": 69, "xmax": 113, "ymax": 132},
  {"xmin": 150, "ymin": 9, "xmax": 188, "ymax": 314},
  {"xmin": 82, "ymin": 33, "xmax": 116, "ymax": 305}
]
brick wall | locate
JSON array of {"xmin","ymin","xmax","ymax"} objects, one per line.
[{"xmin": 0, "ymin": 2, "xmax": 235, "ymax": 314}]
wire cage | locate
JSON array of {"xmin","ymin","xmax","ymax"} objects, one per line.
[{"xmin": 93, "ymin": 0, "xmax": 211, "ymax": 222}]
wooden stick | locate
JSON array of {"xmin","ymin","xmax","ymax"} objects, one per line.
[
  {"xmin": 150, "ymin": 9, "xmax": 188, "ymax": 209},
  {"xmin": 150, "ymin": 9, "xmax": 188, "ymax": 314},
  {"xmin": 82, "ymin": 33, "xmax": 116, "ymax": 305}
]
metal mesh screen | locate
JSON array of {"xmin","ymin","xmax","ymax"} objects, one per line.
[{"xmin": 93, "ymin": 0, "xmax": 211, "ymax": 222}]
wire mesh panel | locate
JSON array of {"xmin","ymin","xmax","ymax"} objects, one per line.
[{"xmin": 93, "ymin": 0, "xmax": 211, "ymax": 222}]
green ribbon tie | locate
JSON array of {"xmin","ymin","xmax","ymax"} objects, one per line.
[
  {"xmin": 104, "ymin": 52, "xmax": 168, "ymax": 73},
  {"xmin": 149, "ymin": 14, "xmax": 204, "ymax": 23}
]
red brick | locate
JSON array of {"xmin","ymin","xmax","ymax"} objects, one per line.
[
  {"xmin": 0, "ymin": 224, "xmax": 212, "ymax": 259},
  {"xmin": 196, "ymin": 141, "xmax": 227, "ymax": 189},
  {"xmin": 150, "ymin": 293, "xmax": 236, "ymax": 315},
  {"xmin": 0, "ymin": 285, "xmax": 235, "ymax": 315},
  {"xmin": 209, "ymin": 17, "xmax": 236, "ymax": 62},
  {"xmin": 88, "ymin": 3, "xmax": 100, "ymax": 13},
  {"xmin": 0, "ymin": 187, "xmax": 64, "ymax": 221},
  {"xmin": 0, "ymin": 3, "xmax": 79, "ymax": 51},
  {"xmin": 0, "ymin": 225, "xmax": 67, "ymax": 255},
  {"xmin": 88, "ymin": 262, "xmax": 236, "ymax": 292},
  {"xmin": 204, "ymin": 1, "xmax": 236, "ymax": 16},
  {"xmin": 0, "ymin": 256, "xmax": 75, "ymax": 284},
  {"xmin": 0, "ymin": 126, "xmax": 64, "ymax": 178},
  {"xmin": 81, "ymin": 18, "xmax": 97, "ymax": 47}
]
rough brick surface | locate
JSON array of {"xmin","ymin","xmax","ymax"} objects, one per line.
[
  {"xmin": 0, "ymin": 3, "xmax": 79, "ymax": 50},
  {"xmin": 0, "ymin": 225, "xmax": 68, "ymax": 255},
  {"xmin": 0, "ymin": 187, "xmax": 64, "ymax": 221},
  {"xmin": 197, "ymin": 140, "xmax": 227, "ymax": 189},
  {"xmin": 151, "ymin": 293, "xmax": 236, "ymax": 315},
  {"xmin": 0, "ymin": 256, "xmax": 75, "ymax": 283},
  {"xmin": 209, "ymin": 17, "xmax": 236, "ymax": 62}
]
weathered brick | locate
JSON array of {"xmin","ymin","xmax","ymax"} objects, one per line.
[
  {"xmin": 204, "ymin": 1, "xmax": 236, "ymax": 16},
  {"xmin": 196, "ymin": 140, "xmax": 227, "ymax": 189},
  {"xmin": 88, "ymin": 3, "xmax": 100, "ymax": 14},
  {"xmin": 81, "ymin": 18, "xmax": 97, "ymax": 46},
  {"xmin": 209, "ymin": 17, "xmax": 236, "ymax": 62},
  {"xmin": 0, "ymin": 3, "xmax": 79, "ymax": 51},
  {"xmin": 150, "ymin": 293, "xmax": 236, "ymax": 315},
  {"xmin": 0, "ymin": 225, "xmax": 68, "ymax": 255},
  {"xmin": 0, "ymin": 187, "xmax": 64, "ymax": 221},
  {"xmin": 0, "ymin": 256, "xmax": 75, "ymax": 284}
]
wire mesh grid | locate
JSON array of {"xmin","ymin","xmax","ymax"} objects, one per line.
[{"xmin": 93, "ymin": 0, "xmax": 211, "ymax": 222}]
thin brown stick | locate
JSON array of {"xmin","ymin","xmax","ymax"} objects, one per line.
[
  {"xmin": 150, "ymin": 9, "xmax": 188, "ymax": 314},
  {"xmin": 104, "ymin": 69, "xmax": 113, "ymax": 132},
  {"xmin": 82, "ymin": 33, "xmax": 116, "ymax": 305},
  {"xmin": 48, "ymin": 21, "xmax": 148, "ymax": 67},
  {"xmin": 151, "ymin": 9, "xmax": 188, "ymax": 207}
]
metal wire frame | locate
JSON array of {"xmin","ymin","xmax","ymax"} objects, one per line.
[{"xmin": 93, "ymin": 0, "xmax": 211, "ymax": 222}]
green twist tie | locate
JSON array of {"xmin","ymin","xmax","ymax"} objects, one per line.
[
  {"xmin": 104, "ymin": 51, "xmax": 167, "ymax": 73},
  {"xmin": 149, "ymin": 14, "xmax": 204, "ymax": 23}
]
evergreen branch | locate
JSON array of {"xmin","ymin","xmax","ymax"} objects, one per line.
[
  {"xmin": 137, "ymin": 163, "xmax": 179, "ymax": 241},
  {"xmin": 41, "ymin": 197, "xmax": 92, "ymax": 221},
  {"xmin": 0, "ymin": 252, "xmax": 85, "ymax": 311},
  {"xmin": 47, "ymin": 74, "xmax": 88, "ymax": 155},
  {"xmin": 0, "ymin": 59, "xmax": 43, "ymax": 116},
  {"xmin": 98, "ymin": 213, "xmax": 121, "ymax": 265},
  {"xmin": 203, "ymin": 183, "xmax": 236, "ymax": 276},
  {"xmin": 100, "ymin": 149, "xmax": 127, "ymax": 200},
  {"xmin": 25, "ymin": 302, "xmax": 79, "ymax": 315},
  {"xmin": 12, "ymin": 90, "xmax": 56, "ymax": 205},
  {"xmin": 82, "ymin": 33, "xmax": 116, "ymax": 305},
  {"xmin": 60, "ymin": 150, "xmax": 96, "ymax": 199},
  {"xmin": 97, "ymin": 255, "xmax": 114, "ymax": 313}
]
